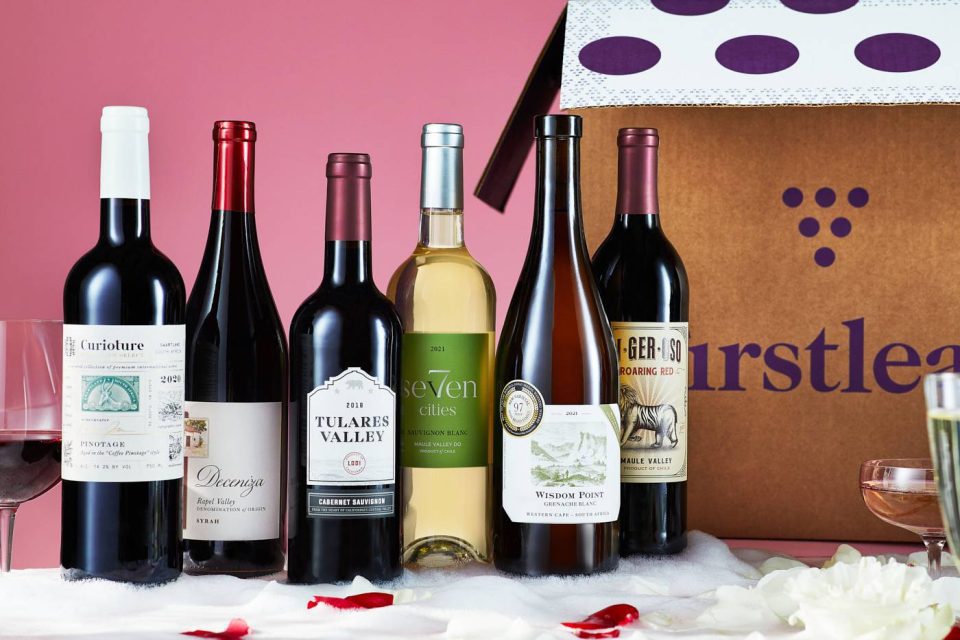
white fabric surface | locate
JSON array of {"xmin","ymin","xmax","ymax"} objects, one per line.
[{"xmin": 0, "ymin": 532, "xmax": 875, "ymax": 639}]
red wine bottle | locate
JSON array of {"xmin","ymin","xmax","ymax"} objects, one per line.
[
  {"xmin": 592, "ymin": 128, "xmax": 689, "ymax": 555},
  {"xmin": 62, "ymin": 106, "xmax": 186, "ymax": 584},
  {"xmin": 183, "ymin": 121, "xmax": 287, "ymax": 576},
  {"xmin": 493, "ymin": 115, "xmax": 620, "ymax": 576},
  {"xmin": 287, "ymin": 153, "xmax": 402, "ymax": 584}
]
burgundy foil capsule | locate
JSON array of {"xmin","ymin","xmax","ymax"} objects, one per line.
[
  {"xmin": 325, "ymin": 153, "xmax": 372, "ymax": 242},
  {"xmin": 616, "ymin": 128, "xmax": 659, "ymax": 215},
  {"xmin": 212, "ymin": 121, "xmax": 256, "ymax": 214}
]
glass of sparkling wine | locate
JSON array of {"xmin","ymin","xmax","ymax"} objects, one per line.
[
  {"xmin": 860, "ymin": 459, "xmax": 945, "ymax": 577},
  {"xmin": 0, "ymin": 320, "xmax": 63, "ymax": 572},
  {"xmin": 926, "ymin": 372, "xmax": 960, "ymax": 579}
]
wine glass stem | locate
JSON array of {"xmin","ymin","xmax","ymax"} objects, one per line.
[
  {"xmin": 923, "ymin": 535, "xmax": 945, "ymax": 579},
  {"xmin": 0, "ymin": 506, "xmax": 16, "ymax": 572}
]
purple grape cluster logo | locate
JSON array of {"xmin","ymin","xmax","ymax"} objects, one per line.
[{"xmin": 783, "ymin": 186, "xmax": 868, "ymax": 268}]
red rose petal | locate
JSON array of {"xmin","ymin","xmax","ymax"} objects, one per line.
[
  {"xmin": 574, "ymin": 630, "xmax": 620, "ymax": 639},
  {"xmin": 182, "ymin": 618, "xmax": 250, "ymax": 638},
  {"xmin": 346, "ymin": 592, "xmax": 394, "ymax": 608},
  {"xmin": 307, "ymin": 592, "xmax": 394, "ymax": 610},
  {"xmin": 944, "ymin": 624, "xmax": 960, "ymax": 640},
  {"xmin": 562, "ymin": 604, "xmax": 639, "ymax": 638}
]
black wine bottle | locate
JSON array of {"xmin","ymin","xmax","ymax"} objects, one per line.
[
  {"xmin": 493, "ymin": 115, "xmax": 620, "ymax": 576},
  {"xmin": 287, "ymin": 153, "xmax": 402, "ymax": 584},
  {"xmin": 182, "ymin": 121, "xmax": 287, "ymax": 576},
  {"xmin": 61, "ymin": 106, "xmax": 186, "ymax": 584},
  {"xmin": 592, "ymin": 128, "xmax": 689, "ymax": 555}
]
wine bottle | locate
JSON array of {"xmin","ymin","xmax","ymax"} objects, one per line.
[
  {"xmin": 493, "ymin": 114, "xmax": 620, "ymax": 576},
  {"xmin": 592, "ymin": 128, "xmax": 689, "ymax": 555},
  {"xmin": 182, "ymin": 121, "xmax": 287, "ymax": 576},
  {"xmin": 388, "ymin": 124, "xmax": 495, "ymax": 566},
  {"xmin": 61, "ymin": 106, "xmax": 186, "ymax": 584},
  {"xmin": 287, "ymin": 153, "xmax": 402, "ymax": 584}
]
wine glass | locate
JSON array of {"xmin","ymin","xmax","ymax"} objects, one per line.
[
  {"xmin": 0, "ymin": 320, "xmax": 63, "ymax": 572},
  {"xmin": 926, "ymin": 373, "xmax": 960, "ymax": 581},
  {"xmin": 859, "ymin": 459, "xmax": 945, "ymax": 577}
]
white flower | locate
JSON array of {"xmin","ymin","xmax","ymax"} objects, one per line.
[
  {"xmin": 699, "ymin": 552, "xmax": 954, "ymax": 640},
  {"xmin": 784, "ymin": 557, "xmax": 951, "ymax": 639}
]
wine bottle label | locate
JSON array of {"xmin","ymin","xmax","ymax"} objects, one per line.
[
  {"xmin": 611, "ymin": 321, "xmax": 689, "ymax": 483},
  {"xmin": 500, "ymin": 380, "xmax": 621, "ymax": 524},
  {"xmin": 61, "ymin": 324, "xmax": 185, "ymax": 482},
  {"xmin": 182, "ymin": 401, "xmax": 282, "ymax": 541},
  {"xmin": 306, "ymin": 368, "xmax": 396, "ymax": 518},
  {"xmin": 401, "ymin": 332, "xmax": 492, "ymax": 469}
]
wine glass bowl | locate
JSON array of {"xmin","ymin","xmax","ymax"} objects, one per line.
[
  {"xmin": 0, "ymin": 320, "xmax": 63, "ymax": 572},
  {"xmin": 859, "ymin": 459, "xmax": 945, "ymax": 576}
]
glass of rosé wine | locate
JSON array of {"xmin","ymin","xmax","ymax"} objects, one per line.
[
  {"xmin": 0, "ymin": 320, "xmax": 62, "ymax": 572},
  {"xmin": 860, "ymin": 458, "xmax": 945, "ymax": 577}
]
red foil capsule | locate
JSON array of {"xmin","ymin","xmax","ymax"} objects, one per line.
[
  {"xmin": 615, "ymin": 127, "xmax": 659, "ymax": 216},
  {"xmin": 325, "ymin": 153, "xmax": 372, "ymax": 242},
  {"xmin": 212, "ymin": 120, "xmax": 256, "ymax": 214}
]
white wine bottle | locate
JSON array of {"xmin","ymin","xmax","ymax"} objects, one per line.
[{"xmin": 388, "ymin": 124, "xmax": 496, "ymax": 566}]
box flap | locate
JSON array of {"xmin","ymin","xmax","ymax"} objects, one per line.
[
  {"xmin": 563, "ymin": 0, "xmax": 960, "ymax": 108},
  {"xmin": 476, "ymin": 9, "xmax": 566, "ymax": 212}
]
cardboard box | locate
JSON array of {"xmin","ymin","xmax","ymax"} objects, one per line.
[{"xmin": 478, "ymin": 0, "xmax": 960, "ymax": 542}]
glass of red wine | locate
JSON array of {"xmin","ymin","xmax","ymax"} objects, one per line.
[
  {"xmin": 0, "ymin": 320, "xmax": 63, "ymax": 572},
  {"xmin": 859, "ymin": 459, "xmax": 945, "ymax": 577}
]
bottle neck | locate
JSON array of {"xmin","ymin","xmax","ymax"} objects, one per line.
[
  {"xmin": 534, "ymin": 135, "xmax": 585, "ymax": 244},
  {"xmin": 323, "ymin": 170, "xmax": 372, "ymax": 286},
  {"xmin": 212, "ymin": 136, "xmax": 255, "ymax": 214},
  {"xmin": 419, "ymin": 209, "xmax": 464, "ymax": 248},
  {"xmin": 100, "ymin": 198, "xmax": 151, "ymax": 246},
  {"xmin": 615, "ymin": 142, "xmax": 659, "ymax": 216},
  {"xmin": 100, "ymin": 127, "xmax": 150, "ymax": 200},
  {"xmin": 616, "ymin": 212, "xmax": 662, "ymax": 231},
  {"xmin": 323, "ymin": 241, "xmax": 372, "ymax": 286}
]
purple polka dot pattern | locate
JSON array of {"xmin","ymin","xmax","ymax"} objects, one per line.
[
  {"xmin": 814, "ymin": 248, "xmax": 836, "ymax": 268},
  {"xmin": 831, "ymin": 217, "xmax": 852, "ymax": 238},
  {"xmin": 780, "ymin": 0, "xmax": 857, "ymax": 14},
  {"xmin": 799, "ymin": 217, "xmax": 820, "ymax": 238},
  {"xmin": 782, "ymin": 187, "xmax": 803, "ymax": 208},
  {"xmin": 579, "ymin": 37, "xmax": 662, "ymax": 76},
  {"xmin": 848, "ymin": 187, "xmax": 869, "ymax": 208},
  {"xmin": 652, "ymin": 0, "xmax": 729, "ymax": 16},
  {"xmin": 815, "ymin": 187, "xmax": 836, "ymax": 208},
  {"xmin": 715, "ymin": 36, "xmax": 799, "ymax": 75},
  {"xmin": 855, "ymin": 33, "xmax": 940, "ymax": 73}
]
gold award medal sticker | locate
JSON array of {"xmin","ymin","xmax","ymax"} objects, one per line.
[{"xmin": 500, "ymin": 380, "xmax": 545, "ymax": 437}]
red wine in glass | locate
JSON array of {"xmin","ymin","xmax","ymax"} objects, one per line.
[
  {"xmin": 0, "ymin": 319, "xmax": 63, "ymax": 573},
  {"xmin": 0, "ymin": 431, "xmax": 62, "ymax": 506}
]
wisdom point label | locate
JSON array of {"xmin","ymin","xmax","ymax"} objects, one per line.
[{"xmin": 500, "ymin": 380, "xmax": 621, "ymax": 525}]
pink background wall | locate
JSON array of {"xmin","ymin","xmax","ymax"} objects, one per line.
[{"xmin": 0, "ymin": 0, "xmax": 565, "ymax": 569}]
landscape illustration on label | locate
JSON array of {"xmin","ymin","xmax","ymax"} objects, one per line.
[{"xmin": 531, "ymin": 422, "xmax": 608, "ymax": 488}]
